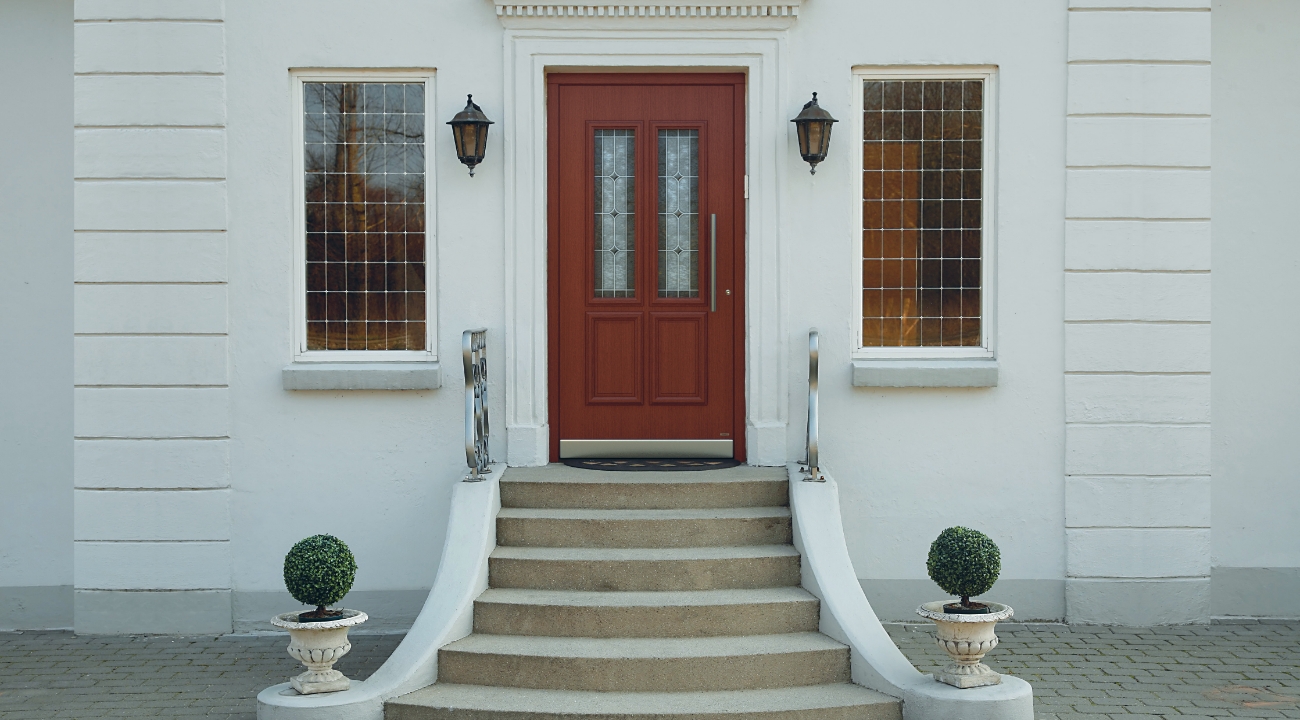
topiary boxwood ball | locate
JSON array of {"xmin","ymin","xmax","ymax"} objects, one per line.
[
  {"xmin": 926, "ymin": 526, "xmax": 1000, "ymax": 608},
  {"xmin": 284, "ymin": 534, "xmax": 357, "ymax": 619}
]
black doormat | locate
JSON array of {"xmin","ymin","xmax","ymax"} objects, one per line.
[{"xmin": 562, "ymin": 458, "xmax": 740, "ymax": 472}]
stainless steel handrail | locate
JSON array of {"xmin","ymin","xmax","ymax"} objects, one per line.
[
  {"xmin": 462, "ymin": 328, "xmax": 489, "ymax": 481},
  {"xmin": 804, "ymin": 329, "xmax": 824, "ymax": 482}
]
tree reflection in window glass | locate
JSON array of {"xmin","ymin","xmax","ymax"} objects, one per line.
[{"xmin": 304, "ymin": 82, "xmax": 426, "ymax": 351}]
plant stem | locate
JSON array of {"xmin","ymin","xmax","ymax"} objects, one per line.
[
  {"xmin": 316, "ymin": 605, "xmax": 325, "ymax": 616},
  {"xmin": 961, "ymin": 596, "xmax": 970, "ymax": 607}
]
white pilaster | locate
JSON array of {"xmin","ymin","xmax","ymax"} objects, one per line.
[
  {"xmin": 72, "ymin": 0, "xmax": 231, "ymax": 634},
  {"xmin": 1063, "ymin": 0, "xmax": 1211, "ymax": 624}
]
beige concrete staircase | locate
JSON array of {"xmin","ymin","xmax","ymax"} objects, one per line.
[{"xmin": 386, "ymin": 465, "xmax": 900, "ymax": 720}]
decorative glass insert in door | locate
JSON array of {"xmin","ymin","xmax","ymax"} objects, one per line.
[
  {"xmin": 594, "ymin": 129, "xmax": 636, "ymax": 298},
  {"xmin": 303, "ymin": 81, "xmax": 427, "ymax": 351},
  {"xmin": 658, "ymin": 129, "xmax": 699, "ymax": 298}
]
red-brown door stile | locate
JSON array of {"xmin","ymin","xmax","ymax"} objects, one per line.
[{"xmin": 547, "ymin": 73, "xmax": 747, "ymax": 462}]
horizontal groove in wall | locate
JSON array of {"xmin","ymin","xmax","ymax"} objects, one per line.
[
  {"xmin": 74, "ymin": 539, "xmax": 231, "ymax": 544},
  {"xmin": 74, "ymin": 385, "xmax": 229, "ymax": 389},
  {"xmin": 77, "ymin": 486, "xmax": 231, "ymax": 492},
  {"xmin": 74, "ymin": 19, "xmax": 223, "ymax": 24},
  {"xmin": 75, "ymin": 125, "xmax": 226, "ymax": 130},
  {"xmin": 1066, "ymin": 165, "xmax": 1210, "ymax": 171},
  {"xmin": 1064, "ymin": 269, "xmax": 1211, "ymax": 274},
  {"xmin": 1066, "ymin": 575, "xmax": 1209, "ymax": 580},
  {"xmin": 75, "ymin": 177, "xmax": 226, "ymax": 183},
  {"xmin": 75, "ymin": 435, "xmax": 230, "ymax": 441},
  {"xmin": 76, "ymin": 582, "xmax": 230, "ymax": 587},
  {"xmin": 1066, "ymin": 371, "xmax": 1210, "ymax": 376},
  {"xmin": 1066, "ymin": 216, "xmax": 1211, "ymax": 222},
  {"xmin": 1064, "ymin": 320, "xmax": 1210, "ymax": 325},
  {"xmin": 1069, "ymin": 7, "xmax": 1210, "ymax": 12},
  {"xmin": 1068, "ymin": 525, "xmax": 1211, "ymax": 530},
  {"xmin": 1067, "ymin": 473, "xmax": 1211, "ymax": 478},
  {"xmin": 1069, "ymin": 113, "xmax": 1210, "ymax": 119},
  {"xmin": 74, "ymin": 281, "xmax": 228, "ymax": 286},
  {"xmin": 1066, "ymin": 422, "xmax": 1209, "ymax": 428},
  {"xmin": 74, "ymin": 71, "xmax": 224, "ymax": 78},
  {"xmin": 1067, "ymin": 60, "xmax": 1210, "ymax": 66},
  {"xmin": 75, "ymin": 330, "xmax": 226, "ymax": 335},
  {"xmin": 74, "ymin": 229, "xmax": 228, "ymax": 234}
]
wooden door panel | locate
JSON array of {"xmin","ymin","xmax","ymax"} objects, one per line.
[
  {"xmin": 549, "ymin": 73, "xmax": 745, "ymax": 460},
  {"xmin": 586, "ymin": 313, "xmax": 643, "ymax": 404},
  {"xmin": 650, "ymin": 313, "xmax": 707, "ymax": 404}
]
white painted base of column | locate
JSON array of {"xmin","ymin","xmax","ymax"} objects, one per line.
[
  {"xmin": 746, "ymin": 422, "xmax": 787, "ymax": 466},
  {"xmin": 74, "ymin": 589, "xmax": 232, "ymax": 635},
  {"xmin": 506, "ymin": 424, "xmax": 548, "ymax": 467}
]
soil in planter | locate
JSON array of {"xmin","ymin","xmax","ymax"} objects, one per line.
[
  {"xmin": 297, "ymin": 608, "xmax": 345, "ymax": 623},
  {"xmin": 943, "ymin": 601, "xmax": 994, "ymax": 615}
]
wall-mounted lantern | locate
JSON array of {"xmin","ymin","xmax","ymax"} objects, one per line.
[
  {"xmin": 791, "ymin": 92, "xmax": 838, "ymax": 175},
  {"xmin": 447, "ymin": 94, "xmax": 494, "ymax": 177}
]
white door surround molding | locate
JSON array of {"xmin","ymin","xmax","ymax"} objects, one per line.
[
  {"xmin": 501, "ymin": 30, "xmax": 791, "ymax": 467},
  {"xmin": 493, "ymin": 1, "xmax": 802, "ymax": 30}
]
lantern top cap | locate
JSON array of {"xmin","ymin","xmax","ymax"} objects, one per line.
[
  {"xmin": 448, "ymin": 94, "xmax": 494, "ymax": 126},
  {"xmin": 791, "ymin": 92, "xmax": 837, "ymax": 124}
]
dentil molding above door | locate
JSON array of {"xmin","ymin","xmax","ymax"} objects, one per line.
[{"xmin": 492, "ymin": 0, "xmax": 803, "ymax": 29}]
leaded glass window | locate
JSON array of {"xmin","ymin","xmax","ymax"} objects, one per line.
[
  {"xmin": 862, "ymin": 79, "xmax": 983, "ymax": 347},
  {"xmin": 303, "ymin": 81, "xmax": 427, "ymax": 350},
  {"xmin": 658, "ymin": 129, "xmax": 699, "ymax": 298},
  {"xmin": 594, "ymin": 129, "xmax": 635, "ymax": 298}
]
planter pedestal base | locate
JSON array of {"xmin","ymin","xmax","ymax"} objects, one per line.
[
  {"xmin": 917, "ymin": 601, "xmax": 1014, "ymax": 690},
  {"xmin": 935, "ymin": 661, "xmax": 1002, "ymax": 688},
  {"xmin": 270, "ymin": 609, "xmax": 368, "ymax": 696}
]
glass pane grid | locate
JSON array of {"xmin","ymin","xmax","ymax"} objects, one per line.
[
  {"xmin": 658, "ymin": 129, "xmax": 700, "ymax": 298},
  {"xmin": 304, "ymin": 82, "xmax": 427, "ymax": 351},
  {"xmin": 594, "ymin": 129, "xmax": 636, "ymax": 299},
  {"xmin": 862, "ymin": 79, "xmax": 982, "ymax": 348}
]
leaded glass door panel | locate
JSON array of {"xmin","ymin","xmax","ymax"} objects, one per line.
[{"xmin": 548, "ymin": 74, "xmax": 745, "ymax": 462}]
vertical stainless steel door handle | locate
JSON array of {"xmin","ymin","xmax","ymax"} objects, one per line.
[{"xmin": 710, "ymin": 214, "xmax": 717, "ymax": 312}]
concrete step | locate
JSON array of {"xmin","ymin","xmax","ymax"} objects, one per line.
[
  {"xmin": 472, "ymin": 587, "xmax": 819, "ymax": 638},
  {"xmin": 387, "ymin": 683, "xmax": 902, "ymax": 720},
  {"xmin": 497, "ymin": 507, "xmax": 792, "ymax": 549},
  {"xmin": 489, "ymin": 545, "xmax": 801, "ymax": 591},
  {"xmin": 501, "ymin": 466, "xmax": 788, "ymax": 510},
  {"xmin": 436, "ymin": 632, "xmax": 850, "ymax": 692}
]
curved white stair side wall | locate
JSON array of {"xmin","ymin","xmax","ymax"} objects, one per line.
[
  {"xmin": 257, "ymin": 464, "xmax": 504, "ymax": 720},
  {"xmin": 786, "ymin": 464, "xmax": 1033, "ymax": 720}
]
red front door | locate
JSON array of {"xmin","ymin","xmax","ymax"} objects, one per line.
[{"xmin": 548, "ymin": 73, "xmax": 746, "ymax": 462}]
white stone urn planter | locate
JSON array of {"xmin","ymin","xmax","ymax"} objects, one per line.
[
  {"xmin": 270, "ymin": 609, "xmax": 368, "ymax": 695},
  {"xmin": 916, "ymin": 601, "xmax": 1013, "ymax": 688}
]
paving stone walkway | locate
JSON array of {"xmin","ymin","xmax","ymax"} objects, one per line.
[{"xmin": 0, "ymin": 623, "xmax": 1296, "ymax": 718}]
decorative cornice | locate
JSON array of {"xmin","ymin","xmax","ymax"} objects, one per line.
[{"xmin": 493, "ymin": 2, "xmax": 802, "ymax": 20}]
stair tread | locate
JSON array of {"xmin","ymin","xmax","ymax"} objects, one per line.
[
  {"xmin": 492, "ymin": 545, "xmax": 800, "ymax": 561},
  {"xmin": 390, "ymin": 682, "xmax": 899, "ymax": 713},
  {"xmin": 442, "ymin": 632, "xmax": 844, "ymax": 659},
  {"xmin": 503, "ymin": 466, "xmax": 787, "ymax": 485},
  {"xmin": 498, "ymin": 507, "xmax": 791, "ymax": 520},
  {"xmin": 476, "ymin": 587, "xmax": 815, "ymax": 608}
]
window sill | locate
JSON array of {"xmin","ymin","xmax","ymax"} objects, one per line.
[
  {"xmin": 851, "ymin": 358, "xmax": 998, "ymax": 388},
  {"xmin": 282, "ymin": 362, "xmax": 442, "ymax": 391}
]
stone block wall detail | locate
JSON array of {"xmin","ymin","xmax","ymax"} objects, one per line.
[
  {"xmin": 73, "ymin": 0, "xmax": 232, "ymax": 634},
  {"xmin": 1063, "ymin": 0, "xmax": 1212, "ymax": 625}
]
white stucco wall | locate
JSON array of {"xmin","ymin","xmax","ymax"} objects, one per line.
[
  {"xmin": 1211, "ymin": 0, "xmax": 1300, "ymax": 618},
  {"xmin": 224, "ymin": 0, "xmax": 508, "ymax": 630},
  {"xmin": 0, "ymin": 0, "xmax": 74, "ymax": 631},
  {"xmin": 787, "ymin": 0, "xmax": 1069, "ymax": 621}
]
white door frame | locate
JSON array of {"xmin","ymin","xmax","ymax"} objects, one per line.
[{"xmin": 501, "ymin": 29, "xmax": 791, "ymax": 466}]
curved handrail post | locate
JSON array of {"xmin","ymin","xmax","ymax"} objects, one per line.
[
  {"xmin": 805, "ymin": 328, "xmax": 824, "ymax": 482},
  {"xmin": 462, "ymin": 328, "xmax": 489, "ymax": 481}
]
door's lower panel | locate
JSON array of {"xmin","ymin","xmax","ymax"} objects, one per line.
[{"xmin": 559, "ymin": 439, "xmax": 733, "ymax": 459}]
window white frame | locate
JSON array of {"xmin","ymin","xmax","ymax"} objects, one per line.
[
  {"xmin": 849, "ymin": 66, "xmax": 997, "ymax": 360},
  {"xmin": 291, "ymin": 69, "xmax": 438, "ymax": 363}
]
